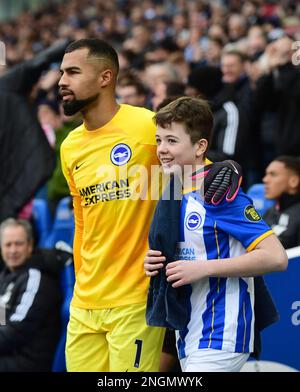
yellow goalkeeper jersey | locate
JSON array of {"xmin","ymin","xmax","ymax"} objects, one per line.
[{"xmin": 60, "ymin": 104, "xmax": 159, "ymax": 309}]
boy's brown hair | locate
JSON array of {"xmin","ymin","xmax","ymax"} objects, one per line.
[{"xmin": 154, "ymin": 96, "xmax": 213, "ymax": 149}]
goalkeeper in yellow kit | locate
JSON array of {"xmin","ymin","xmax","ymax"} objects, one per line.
[{"xmin": 59, "ymin": 38, "xmax": 242, "ymax": 372}]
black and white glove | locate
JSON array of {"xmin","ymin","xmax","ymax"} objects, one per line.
[
  {"xmin": 55, "ymin": 241, "xmax": 73, "ymax": 266},
  {"xmin": 203, "ymin": 160, "xmax": 243, "ymax": 205}
]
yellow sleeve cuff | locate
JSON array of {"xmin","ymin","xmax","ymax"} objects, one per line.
[{"xmin": 246, "ymin": 230, "xmax": 274, "ymax": 252}]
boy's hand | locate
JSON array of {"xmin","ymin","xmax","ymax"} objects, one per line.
[
  {"xmin": 144, "ymin": 250, "xmax": 166, "ymax": 277},
  {"xmin": 166, "ymin": 260, "xmax": 209, "ymax": 288},
  {"xmin": 204, "ymin": 160, "xmax": 243, "ymax": 205}
]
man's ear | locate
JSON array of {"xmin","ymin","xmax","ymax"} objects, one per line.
[
  {"xmin": 289, "ymin": 174, "xmax": 300, "ymax": 192},
  {"xmin": 98, "ymin": 69, "xmax": 113, "ymax": 87},
  {"xmin": 27, "ymin": 240, "xmax": 34, "ymax": 256},
  {"xmin": 195, "ymin": 138, "xmax": 208, "ymax": 157}
]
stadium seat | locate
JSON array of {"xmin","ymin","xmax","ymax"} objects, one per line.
[
  {"xmin": 52, "ymin": 254, "xmax": 75, "ymax": 372},
  {"xmin": 45, "ymin": 197, "xmax": 74, "ymax": 248},
  {"xmin": 34, "ymin": 184, "xmax": 48, "ymax": 200},
  {"xmin": 247, "ymin": 183, "xmax": 275, "ymax": 217},
  {"xmin": 32, "ymin": 198, "xmax": 53, "ymax": 247}
]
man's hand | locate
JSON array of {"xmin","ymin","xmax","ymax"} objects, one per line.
[
  {"xmin": 39, "ymin": 69, "xmax": 61, "ymax": 91},
  {"xmin": 203, "ymin": 160, "xmax": 243, "ymax": 205},
  {"xmin": 144, "ymin": 249, "xmax": 166, "ymax": 277},
  {"xmin": 265, "ymin": 37, "xmax": 293, "ymax": 70}
]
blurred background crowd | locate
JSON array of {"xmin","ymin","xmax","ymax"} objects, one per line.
[
  {"xmin": 0, "ymin": 0, "xmax": 299, "ymax": 372},
  {"xmin": 1, "ymin": 0, "xmax": 300, "ymax": 207}
]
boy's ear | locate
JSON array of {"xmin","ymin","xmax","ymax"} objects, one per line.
[{"xmin": 195, "ymin": 139, "xmax": 208, "ymax": 157}]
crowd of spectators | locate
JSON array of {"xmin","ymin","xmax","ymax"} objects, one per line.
[
  {"xmin": 0, "ymin": 0, "xmax": 299, "ymax": 373},
  {"xmin": 1, "ymin": 0, "xmax": 299, "ymax": 193}
]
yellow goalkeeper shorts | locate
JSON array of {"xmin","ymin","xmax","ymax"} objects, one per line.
[{"xmin": 66, "ymin": 302, "xmax": 165, "ymax": 372}]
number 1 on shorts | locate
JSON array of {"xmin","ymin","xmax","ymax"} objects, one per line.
[{"xmin": 134, "ymin": 339, "xmax": 143, "ymax": 368}]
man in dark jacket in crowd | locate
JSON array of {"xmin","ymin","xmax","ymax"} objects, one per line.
[
  {"xmin": 0, "ymin": 218, "xmax": 66, "ymax": 372},
  {"xmin": 254, "ymin": 37, "xmax": 300, "ymax": 159},
  {"xmin": 263, "ymin": 156, "xmax": 300, "ymax": 249},
  {"xmin": 210, "ymin": 50, "xmax": 261, "ymax": 189},
  {"xmin": 0, "ymin": 40, "xmax": 68, "ymax": 222}
]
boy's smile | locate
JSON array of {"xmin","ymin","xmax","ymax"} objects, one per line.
[{"xmin": 156, "ymin": 121, "xmax": 206, "ymax": 175}]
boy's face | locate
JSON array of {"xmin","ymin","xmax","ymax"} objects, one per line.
[{"xmin": 156, "ymin": 121, "xmax": 206, "ymax": 175}]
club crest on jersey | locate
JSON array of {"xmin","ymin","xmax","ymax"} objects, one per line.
[
  {"xmin": 185, "ymin": 212, "xmax": 202, "ymax": 231},
  {"xmin": 244, "ymin": 205, "xmax": 261, "ymax": 222},
  {"xmin": 110, "ymin": 144, "xmax": 132, "ymax": 166}
]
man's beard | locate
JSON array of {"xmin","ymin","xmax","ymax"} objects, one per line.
[{"xmin": 62, "ymin": 93, "xmax": 99, "ymax": 116}]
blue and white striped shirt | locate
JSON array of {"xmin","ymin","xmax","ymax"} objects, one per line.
[{"xmin": 175, "ymin": 189, "xmax": 273, "ymax": 359}]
